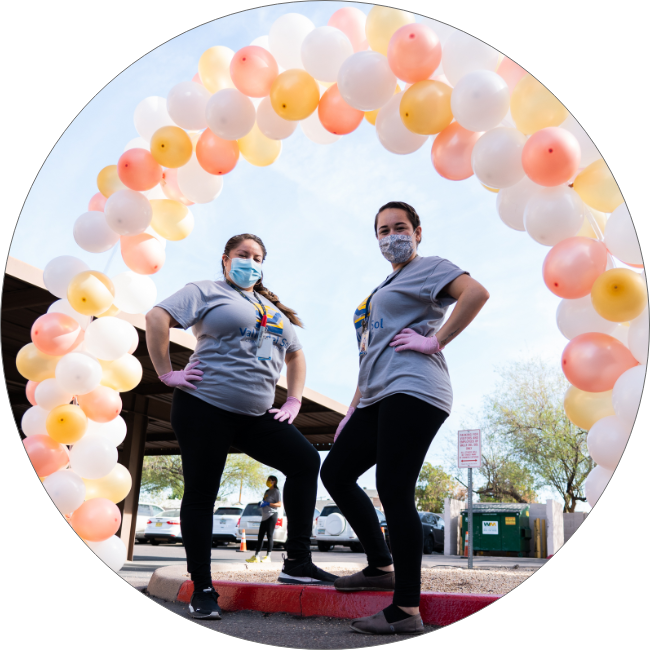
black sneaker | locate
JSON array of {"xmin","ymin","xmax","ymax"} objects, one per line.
[
  {"xmin": 278, "ymin": 553, "xmax": 339, "ymax": 585},
  {"xmin": 188, "ymin": 587, "xmax": 222, "ymax": 620}
]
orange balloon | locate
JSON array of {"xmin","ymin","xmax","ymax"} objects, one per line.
[
  {"xmin": 318, "ymin": 84, "xmax": 364, "ymax": 135},
  {"xmin": 88, "ymin": 192, "xmax": 107, "ymax": 212},
  {"xmin": 26, "ymin": 380, "xmax": 39, "ymax": 406},
  {"xmin": 150, "ymin": 126, "xmax": 193, "ymax": 168},
  {"xmin": 97, "ymin": 165, "xmax": 126, "ymax": 198},
  {"xmin": 46, "ymin": 404, "xmax": 88, "ymax": 445},
  {"xmin": 270, "ymin": 69, "xmax": 320, "ymax": 121},
  {"xmin": 23, "ymin": 434, "xmax": 69, "ymax": 478},
  {"xmin": 160, "ymin": 168, "xmax": 193, "ymax": 206},
  {"xmin": 69, "ymin": 498, "xmax": 121, "ymax": 542},
  {"xmin": 431, "ymin": 122, "xmax": 481, "ymax": 180},
  {"xmin": 120, "ymin": 233, "xmax": 166, "ymax": 275},
  {"xmin": 31, "ymin": 312, "xmax": 82, "ymax": 356},
  {"xmin": 387, "ymin": 23, "xmax": 441, "ymax": 83},
  {"xmin": 117, "ymin": 148, "xmax": 162, "ymax": 191},
  {"xmin": 230, "ymin": 45, "xmax": 279, "ymax": 98},
  {"xmin": 196, "ymin": 129, "xmax": 240, "ymax": 175},
  {"xmin": 542, "ymin": 237, "xmax": 608, "ymax": 299},
  {"xmin": 78, "ymin": 386, "xmax": 122, "ymax": 423},
  {"xmin": 522, "ymin": 127, "xmax": 581, "ymax": 187},
  {"xmin": 561, "ymin": 332, "xmax": 638, "ymax": 392}
]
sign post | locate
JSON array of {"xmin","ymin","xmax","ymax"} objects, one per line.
[{"xmin": 458, "ymin": 429, "xmax": 481, "ymax": 570}]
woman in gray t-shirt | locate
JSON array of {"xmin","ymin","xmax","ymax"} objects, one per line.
[
  {"xmin": 321, "ymin": 202, "xmax": 490, "ymax": 635},
  {"xmin": 246, "ymin": 475, "xmax": 282, "ymax": 563}
]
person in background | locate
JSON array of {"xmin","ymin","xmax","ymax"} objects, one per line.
[{"xmin": 246, "ymin": 475, "xmax": 282, "ymax": 563}]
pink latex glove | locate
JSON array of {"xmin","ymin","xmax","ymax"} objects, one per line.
[
  {"xmin": 334, "ymin": 406, "xmax": 355, "ymax": 442},
  {"xmin": 389, "ymin": 328, "xmax": 441, "ymax": 355},
  {"xmin": 269, "ymin": 396, "xmax": 301, "ymax": 424},
  {"xmin": 158, "ymin": 360, "xmax": 204, "ymax": 390}
]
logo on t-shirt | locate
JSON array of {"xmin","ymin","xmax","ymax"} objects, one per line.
[
  {"xmin": 238, "ymin": 304, "xmax": 291, "ymax": 350},
  {"xmin": 354, "ymin": 294, "xmax": 384, "ymax": 345}
]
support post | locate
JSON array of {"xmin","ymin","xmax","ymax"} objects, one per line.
[
  {"xmin": 468, "ymin": 468, "xmax": 473, "ymax": 569},
  {"xmin": 535, "ymin": 519, "xmax": 541, "ymax": 558},
  {"xmin": 541, "ymin": 518, "xmax": 547, "ymax": 559}
]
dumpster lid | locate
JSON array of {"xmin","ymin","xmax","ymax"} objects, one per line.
[{"xmin": 460, "ymin": 503, "xmax": 530, "ymax": 516}]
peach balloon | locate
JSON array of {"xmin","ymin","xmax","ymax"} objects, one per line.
[
  {"xmin": 318, "ymin": 84, "xmax": 364, "ymax": 135},
  {"xmin": 69, "ymin": 498, "xmax": 121, "ymax": 542},
  {"xmin": 31, "ymin": 312, "xmax": 82, "ymax": 356},
  {"xmin": 431, "ymin": 122, "xmax": 482, "ymax": 181},
  {"xmin": 120, "ymin": 233, "xmax": 166, "ymax": 275},
  {"xmin": 88, "ymin": 192, "xmax": 107, "ymax": 212},
  {"xmin": 542, "ymin": 237, "xmax": 608, "ymax": 299},
  {"xmin": 230, "ymin": 45, "xmax": 279, "ymax": 98},
  {"xmin": 26, "ymin": 380, "xmax": 39, "ymax": 406},
  {"xmin": 561, "ymin": 332, "xmax": 638, "ymax": 392},
  {"xmin": 160, "ymin": 169, "xmax": 193, "ymax": 206},
  {"xmin": 23, "ymin": 434, "xmax": 69, "ymax": 478},
  {"xmin": 496, "ymin": 56, "xmax": 527, "ymax": 94},
  {"xmin": 117, "ymin": 148, "xmax": 162, "ymax": 191},
  {"xmin": 522, "ymin": 127, "xmax": 581, "ymax": 187},
  {"xmin": 196, "ymin": 129, "xmax": 240, "ymax": 175},
  {"xmin": 387, "ymin": 23, "xmax": 441, "ymax": 83},
  {"xmin": 328, "ymin": 7, "xmax": 367, "ymax": 52},
  {"xmin": 78, "ymin": 386, "xmax": 122, "ymax": 423}
]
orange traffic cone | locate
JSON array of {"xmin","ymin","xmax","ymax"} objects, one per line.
[
  {"xmin": 237, "ymin": 529, "xmax": 247, "ymax": 552},
  {"xmin": 463, "ymin": 531, "xmax": 469, "ymax": 557}
]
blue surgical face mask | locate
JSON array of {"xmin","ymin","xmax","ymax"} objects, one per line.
[{"xmin": 229, "ymin": 257, "xmax": 263, "ymax": 288}]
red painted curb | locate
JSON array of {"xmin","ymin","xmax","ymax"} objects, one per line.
[{"xmin": 419, "ymin": 592, "xmax": 500, "ymax": 626}]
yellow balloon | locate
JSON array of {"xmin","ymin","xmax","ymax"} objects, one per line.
[
  {"xmin": 400, "ymin": 81, "xmax": 453, "ymax": 135},
  {"xmin": 270, "ymin": 70, "xmax": 320, "ymax": 121},
  {"xmin": 576, "ymin": 208, "xmax": 608, "ymax": 240},
  {"xmin": 198, "ymin": 46, "xmax": 235, "ymax": 94},
  {"xmin": 16, "ymin": 343, "xmax": 60, "ymax": 382},
  {"xmin": 150, "ymin": 199, "xmax": 194, "ymax": 241},
  {"xmin": 482, "ymin": 184, "xmax": 500, "ymax": 194},
  {"xmin": 238, "ymin": 123, "xmax": 282, "ymax": 167},
  {"xmin": 365, "ymin": 84, "xmax": 401, "ymax": 125},
  {"xmin": 150, "ymin": 126, "xmax": 193, "ymax": 168},
  {"xmin": 46, "ymin": 404, "xmax": 88, "ymax": 445},
  {"xmin": 591, "ymin": 268, "xmax": 647, "ymax": 322},
  {"xmin": 365, "ymin": 6, "xmax": 415, "ymax": 56},
  {"xmin": 573, "ymin": 159, "xmax": 624, "ymax": 213},
  {"xmin": 564, "ymin": 386, "xmax": 616, "ymax": 430},
  {"xmin": 67, "ymin": 271, "xmax": 115, "ymax": 316},
  {"xmin": 97, "ymin": 165, "xmax": 126, "ymax": 198},
  {"xmin": 97, "ymin": 303, "xmax": 120, "ymax": 318},
  {"xmin": 83, "ymin": 463, "xmax": 132, "ymax": 504},
  {"xmin": 100, "ymin": 354, "xmax": 143, "ymax": 392},
  {"xmin": 510, "ymin": 74, "xmax": 568, "ymax": 135}
]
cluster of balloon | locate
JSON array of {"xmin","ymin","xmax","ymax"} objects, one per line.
[{"xmin": 17, "ymin": 5, "xmax": 648, "ymax": 565}]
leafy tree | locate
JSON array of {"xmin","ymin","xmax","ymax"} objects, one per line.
[
  {"xmin": 415, "ymin": 463, "xmax": 462, "ymax": 513},
  {"xmin": 141, "ymin": 456, "xmax": 184, "ymax": 500}
]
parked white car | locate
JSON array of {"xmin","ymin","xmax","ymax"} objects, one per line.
[
  {"xmin": 144, "ymin": 509, "xmax": 182, "ymax": 545},
  {"xmin": 135, "ymin": 503, "xmax": 165, "ymax": 543},
  {"xmin": 236, "ymin": 502, "xmax": 288, "ymax": 548},
  {"xmin": 212, "ymin": 505, "xmax": 244, "ymax": 546},
  {"xmin": 314, "ymin": 503, "xmax": 387, "ymax": 552}
]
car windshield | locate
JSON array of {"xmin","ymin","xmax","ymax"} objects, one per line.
[
  {"xmin": 215, "ymin": 508, "xmax": 242, "ymax": 516},
  {"xmin": 321, "ymin": 505, "xmax": 342, "ymax": 517},
  {"xmin": 242, "ymin": 503, "xmax": 263, "ymax": 517},
  {"xmin": 161, "ymin": 509, "xmax": 180, "ymax": 518}
]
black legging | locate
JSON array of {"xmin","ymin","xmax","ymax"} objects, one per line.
[
  {"xmin": 320, "ymin": 393, "xmax": 447, "ymax": 608},
  {"xmin": 170, "ymin": 389, "xmax": 321, "ymax": 591},
  {"xmin": 255, "ymin": 513, "xmax": 278, "ymax": 555}
]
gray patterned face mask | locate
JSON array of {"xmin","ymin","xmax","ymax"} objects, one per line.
[{"xmin": 379, "ymin": 234, "xmax": 415, "ymax": 263}]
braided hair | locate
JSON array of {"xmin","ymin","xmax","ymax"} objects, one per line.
[
  {"xmin": 374, "ymin": 201, "xmax": 422, "ymax": 245},
  {"xmin": 221, "ymin": 234, "xmax": 304, "ymax": 328}
]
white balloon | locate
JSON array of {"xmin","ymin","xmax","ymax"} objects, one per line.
[
  {"xmin": 205, "ymin": 88, "xmax": 256, "ymax": 140},
  {"xmin": 144, "ymin": 226, "xmax": 167, "ymax": 249},
  {"xmin": 55, "ymin": 353, "xmax": 102, "ymax": 395},
  {"xmin": 268, "ymin": 13, "xmax": 315, "ymax": 70},
  {"xmin": 300, "ymin": 110, "xmax": 341, "ymax": 145},
  {"xmin": 451, "ymin": 70, "xmax": 510, "ymax": 132},
  {"xmin": 123, "ymin": 136, "xmax": 150, "ymax": 153},
  {"xmin": 86, "ymin": 416, "xmax": 127, "ymax": 447},
  {"xmin": 177, "ymin": 154, "xmax": 224, "ymax": 204},
  {"xmin": 301, "ymin": 26, "xmax": 354, "ymax": 82},
  {"xmin": 112, "ymin": 272, "xmax": 157, "ymax": 314},
  {"xmin": 69, "ymin": 434, "xmax": 118, "ymax": 480},
  {"xmin": 471, "ymin": 127, "xmax": 526, "ymax": 189},
  {"xmin": 134, "ymin": 96, "xmax": 175, "ymax": 142},
  {"xmin": 587, "ymin": 415, "xmax": 631, "ymax": 472},
  {"xmin": 251, "ymin": 35, "xmax": 271, "ymax": 52},
  {"xmin": 141, "ymin": 184, "xmax": 167, "ymax": 200},
  {"xmin": 442, "ymin": 31, "xmax": 500, "ymax": 86},
  {"xmin": 21, "ymin": 405, "xmax": 49, "ymax": 436},
  {"xmin": 48, "ymin": 299, "xmax": 92, "ymax": 330},
  {"xmin": 420, "ymin": 17, "xmax": 456, "ymax": 48},
  {"xmin": 559, "ymin": 115, "xmax": 601, "ymax": 168},
  {"xmin": 43, "ymin": 256, "xmax": 90, "ymax": 299},
  {"xmin": 611, "ymin": 324, "xmax": 630, "ymax": 348},
  {"xmin": 257, "ymin": 96, "xmax": 298, "ymax": 140},
  {"xmin": 376, "ymin": 91, "xmax": 427, "ymax": 155},
  {"xmin": 84, "ymin": 317, "xmax": 138, "ymax": 361},
  {"xmin": 556, "ymin": 295, "xmax": 618, "ymax": 340},
  {"xmin": 524, "ymin": 186, "xmax": 588, "ymax": 246},
  {"xmin": 604, "ymin": 203, "xmax": 642, "ymax": 266},
  {"xmin": 612, "ymin": 364, "xmax": 645, "ymax": 426},
  {"xmin": 34, "ymin": 378, "xmax": 73, "ymax": 411},
  {"xmin": 73, "ymin": 211, "xmax": 120, "ymax": 254},
  {"xmin": 167, "ymin": 81, "xmax": 210, "ymax": 131},
  {"xmin": 584, "ymin": 465, "xmax": 613, "ymax": 508},
  {"xmin": 496, "ymin": 176, "xmax": 543, "ymax": 231},
  {"xmin": 628, "ymin": 309, "xmax": 649, "ymax": 364},
  {"xmin": 86, "ymin": 536, "xmax": 128, "ymax": 572},
  {"xmin": 337, "ymin": 51, "xmax": 397, "ymax": 111},
  {"xmin": 104, "ymin": 189, "xmax": 152, "ymax": 236},
  {"xmin": 43, "ymin": 470, "xmax": 86, "ymax": 515}
]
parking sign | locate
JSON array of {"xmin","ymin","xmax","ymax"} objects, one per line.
[{"xmin": 458, "ymin": 429, "xmax": 482, "ymax": 468}]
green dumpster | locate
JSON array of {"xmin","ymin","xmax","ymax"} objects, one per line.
[{"xmin": 461, "ymin": 504, "xmax": 532, "ymax": 557}]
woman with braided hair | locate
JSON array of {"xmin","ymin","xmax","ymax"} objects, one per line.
[{"xmin": 145, "ymin": 233, "xmax": 338, "ymax": 621}]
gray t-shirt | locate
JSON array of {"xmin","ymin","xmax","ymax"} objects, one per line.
[
  {"xmin": 261, "ymin": 487, "xmax": 281, "ymax": 521},
  {"xmin": 354, "ymin": 255, "xmax": 467, "ymax": 413},
  {"xmin": 156, "ymin": 280, "xmax": 302, "ymax": 416}
]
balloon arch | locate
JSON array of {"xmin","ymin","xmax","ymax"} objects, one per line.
[{"xmin": 16, "ymin": 5, "xmax": 647, "ymax": 572}]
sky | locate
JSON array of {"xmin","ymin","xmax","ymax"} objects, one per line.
[{"xmin": 10, "ymin": 1, "xmax": 593, "ymax": 508}]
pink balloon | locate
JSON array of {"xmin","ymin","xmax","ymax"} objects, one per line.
[
  {"xmin": 328, "ymin": 7, "xmax": 367, "ymax": 52},
  {"xmin": 522, "ymin": 127, "xmax": 581, "ymax": 187},
  {"xmin": 230, "ymin": 45, "xmax": 279, "ymax": 98},
  {"xmin": 161, "ymin": 168, "xmax": 193, "ymax": 206},
  {"xmin": 78, "ymin": 386, "xmax": 122, "ymax": 423},
  {"xmin": 318, "ymin": 84, "xmax": 364, "ymax": 135},
  {"xmin": 70, "ymin": 498, "xmax": 121, "ymax": 542},
  {"xmin": 496, "ymin": 57, "xmax": 527, "ymax": 94},
  {"xmin": 431, "ymin": 122, "xmax": 482, "ymax": 181},
  {"xmin": 26, "ymin": 380, "xmax": 39, "ymax": 406},
  {"xmin": 31, "ymin": 312, "xmax": 82, "ymax": 356},
  {"xmin": 387, "ymin": 24, "xmax": 441, "ymax": 83},
  {"xmin": 120, "ymin": 233, "xmax": 166, "ymax": 275},
  {"xmin": 543, "ymin": 237, "xmax": 608, "ymax": 298},
  {"xmin": 562, "ymin": 333, "xmax": 639, "ymax": 392},
  {"xmin": 23, "ymin": 434, "xmax": 69, "ymax": 478},
  {"xmin": 88, "ymin": 192, "xmax": 107, "ymax": 212}
]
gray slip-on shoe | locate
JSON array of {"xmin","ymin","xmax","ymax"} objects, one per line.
[
  {"xmin": 334, "ymin": 569, "xmax": 395, "ymax": 592},
  {"xmin": 349, "ymin": 609, "xmax": 426, "ymax": 635}
]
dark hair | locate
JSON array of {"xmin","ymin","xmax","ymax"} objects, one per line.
[
  {"xmin": 267, "ymin": 475, "xmax": 278, "ymax": 487},
  {"xmin": 221, "ymin": 234, "xmax": 304, "ymax": 328},
  {"xmin": 374, "ymin": 201, "xmax": 422, "ymax": 244}
]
